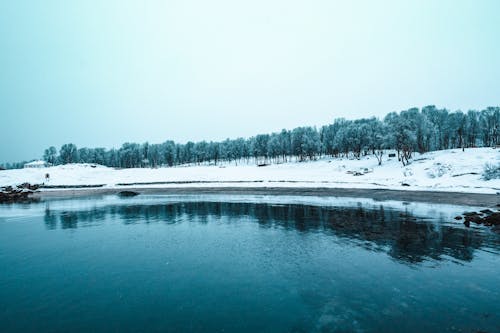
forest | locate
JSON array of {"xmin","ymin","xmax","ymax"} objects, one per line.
[{"xmin": 2, "ymin": 105, "xmax": 499, "ymax": 169}]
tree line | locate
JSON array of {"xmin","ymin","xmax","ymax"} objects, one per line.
[{"xmin": 1, "ymin": 105, "xmax": 498, "ymax": 170}]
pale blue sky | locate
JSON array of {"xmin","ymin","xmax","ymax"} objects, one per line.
[{"xmin": 1, "ymin": 0, "xmax": 499, "ymax": 163}]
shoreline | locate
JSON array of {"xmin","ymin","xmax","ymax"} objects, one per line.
[{"xmin": 32, "ymin": 186, "xmax": 500, "ymax": 207}]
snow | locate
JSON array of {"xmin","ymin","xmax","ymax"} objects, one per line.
[
  {"xmin": 0, "ymin": 148, "xmax": 499, "ymax": 194},
  {"xmin": 23, "ymin": 160, "xmax": 48, "ymax": 168}
]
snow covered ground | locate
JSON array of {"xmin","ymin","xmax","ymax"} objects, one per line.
[{"xmin": 0, "ymin": 148, "xmax": 499, "ymax": 194}]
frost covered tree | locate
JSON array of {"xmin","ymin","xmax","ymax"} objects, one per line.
[
  {"xmin": 162, "ymin": 141, "xmax": 176, "ymax": 167},
  {"xmin": 43, "ymin": 146, "xmax": 58, "ymax": 165},
  {"xmin": 253, "ymin": 134, "xmax": 269, "ymax": 164},
  {"xmin": 59, "ymin": 144, "xmax": 78, "ymax": 164},
  {"xmin": 119, "ymin": 143, "xmax": 141, "ymax": 168},
  {"xmin": 422, "ymin": 105, "xmax": 448, "ymax": 150},
  {"xmin": 267, "ymin": 133, "xmax": 281, "ymax": 163},
  {"xmin": 26, "ymin": 105, "xmax": 498, "ymax": 169},
  {"xmin": 448, "ymin": 111, "xmax": 467, "ymax": 151},
  {"xmin": 384, "ymin": 111, "xmax": 416, "ymax": 165},
  {"xmin": 480, "ymin": 107, "xmax": 500, "ymax": 147}
]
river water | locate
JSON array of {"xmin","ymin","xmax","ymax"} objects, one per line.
[{"xmin": 0, "ymin": 195, "xmax": 498, "ymax": 332}]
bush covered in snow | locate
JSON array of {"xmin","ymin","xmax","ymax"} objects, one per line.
[{"xmin": 482, "ymin": 163, "xmax": 500, "ymax": 180}]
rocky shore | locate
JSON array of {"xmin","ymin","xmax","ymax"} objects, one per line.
[{"xmin": 0, "ymin": 183, "xmax": 40, "ymax": 203}]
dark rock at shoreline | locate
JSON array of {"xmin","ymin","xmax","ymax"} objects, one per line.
[
  {"xmin": 458, "ymin": 208, "xmax": 500, "ymax": 228},
  {"xmin": 465, "ymin": 212, "xmax": 483, "ymax": 223},
  {"xmin": 0, "ymin": 186, "xmax": 39, "ymax": 203},
  {"xmin": 483, "ymin": 212, "xmax": 500, "ymax": 226},
  {"xmin": 17, "ymin": 183, "xmax": 40, "ymax": 191},
  {"xmin": 118, "ymin": 191, "xmax": 140, "ymax": 197},
  {"xmin": 463, "ymin": 211, "xmax": 478, "ymax": 216}
]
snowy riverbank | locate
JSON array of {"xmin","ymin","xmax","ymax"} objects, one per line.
[{"xmin": 1, "ymin": 148, "xmax": 499, "ymax": 194}]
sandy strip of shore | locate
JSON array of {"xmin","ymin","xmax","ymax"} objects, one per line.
[{"xmin": 32, "ymin": 187, "xmax": 500, "ymax": 207}]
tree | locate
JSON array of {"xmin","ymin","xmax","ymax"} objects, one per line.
[
  {"xmin": 365, "ymin": 119, "xmax": 387, "ymax": 165},
  {"xmin": 267, "ymin": 133, "xmax": 281, "ymax": 163},
  {"xmin": 422, "ymin": 105, "xmax": 448, "ymax": 150},
  {"xmin": 480, "ymin": 107, "xmax": 500, "ymax": 147},
  {"xmin": 448, "ymin": 111, "xmax": 466, "ymax": 151},
  {"xmin": 384, "ymin": 111, "xmax": 416, "ymax": 166},
  {"xmin": 26, "ymin": 105, "xmax": 500, "ymax": 170},
  {"xmin": 466, "ymin": 110, "xmax": 480, "ymax": 148},
  {"xmin": 59, "ymin": 144, "xmax": 78, "ymax": 164},
  {"xmin": 163, "ymin": 141, "xmax": 176, "ymax": 167},
  {"xmin": 253, "ymin": 134, "xmax": 269, "ymax": 164},
  {"xmin": 43, "ymin": 146, "xmax": 57, "ymax": 165},
  {"xmin": 119, "ymin": 143, "xmax": 141, "ymax": 168}
]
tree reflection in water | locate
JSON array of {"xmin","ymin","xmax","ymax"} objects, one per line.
[{"xmin": 43, "ymin": 201, "xmax": 498, "ymax": 265}]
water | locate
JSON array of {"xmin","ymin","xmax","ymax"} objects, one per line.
[{"xmin": 0, "ymin": 195, "xmax": 499, "ymax": 333}]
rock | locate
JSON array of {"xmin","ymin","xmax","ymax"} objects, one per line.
[
  {"xmin": 401, "ymin": 183, "xmax": 411, "ymax": 187},
  {"xmin": 463, "ymin": 211, "xmax": 483, "ymax": 224},
  {"xmin": 454, "ymin": 216, "xmax": 463, "ymax": 220},
  {"xmin": 483, "ymin": 212, "xmax": 500, "ymax": 226},
  {"xmin": 0, "ymin": 187, "xmax": 37, "ymax": 203},
  {"xmin": 117, "ymin": 191, "xmax": 140, "ymax": 197},
  {"xmin": 466, "ymin": 216, "xmax": 483, "ymax": 224},
  {"xmin": 460, "ymin": 210, "xmax": 500, "ymax": 227},
  {"xmin": 17, "ymin": 183, "xmax": 40, "ymax": 191},
  {"xmin": 463, "ymin": 211, "xmax": 478, "ymax": 216},
  {"xmin": 463, "ymin": 220, "xmax": 470, "ymax": 228}
]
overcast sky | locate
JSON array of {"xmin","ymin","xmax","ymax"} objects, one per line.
[{"xmin": 1, "ymin": 0, "xmax": 499, "ymax": 163}]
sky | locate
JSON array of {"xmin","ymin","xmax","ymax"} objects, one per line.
[{"xmin": 1, "ymin": 0, "xmax": 499, "ymax": 163}]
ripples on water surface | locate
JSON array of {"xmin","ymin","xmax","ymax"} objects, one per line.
[{"xmin": 0, "ymin": 195, "xmax": 499, "ymax": 333}]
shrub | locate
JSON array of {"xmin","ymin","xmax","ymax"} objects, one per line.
[{"xmin": 482, "ymin": 163, "xmax": 500, "ymax": 180}]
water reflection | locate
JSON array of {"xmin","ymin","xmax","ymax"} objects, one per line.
[{"xmin": 43, "ymin": 201, "xmax": 499, "ymax": 265}]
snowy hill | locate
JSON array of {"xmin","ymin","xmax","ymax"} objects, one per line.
[{"xmin": 0, "ymin": 148, "xmax": 498, "ymax": 194}]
